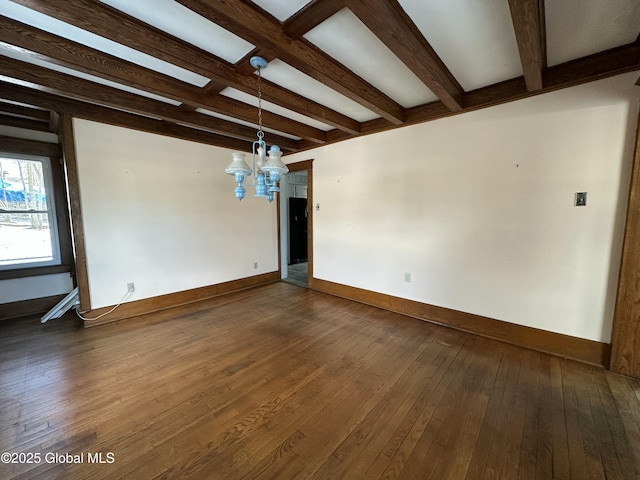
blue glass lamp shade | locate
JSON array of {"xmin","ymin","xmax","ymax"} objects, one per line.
[{"xmin": 225, "ymin": 152, "xmax": 252, "ymax": 200}]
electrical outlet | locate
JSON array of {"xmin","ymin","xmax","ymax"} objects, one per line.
[
  {"xmin": 254, "ymin": 262, "xmax": 258, "ymax": 269},
  {"xmin": 127, "ymin": 282, "xmax": 135, "ymax": 293},
  {"xmin": 404, "ymin": 272, "xmax": 411, "ymax": 283}
]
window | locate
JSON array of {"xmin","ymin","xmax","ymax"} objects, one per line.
[{"xmin": 0, "ymin": 154, "xmax": 61, "ymax": 270}]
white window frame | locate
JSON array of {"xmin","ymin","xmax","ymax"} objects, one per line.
[{"xmin": 0, "ymin": 153, "xmax": 62, "ymax": 270}]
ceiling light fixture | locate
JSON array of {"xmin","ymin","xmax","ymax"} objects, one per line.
[{"xmin": 225, "ymin": 56, "xmax": 288, "ymax": 202}]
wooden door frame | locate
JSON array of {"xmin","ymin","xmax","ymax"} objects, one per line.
[
  {"xmin": 278, "ymin": 159, "xmax": 313, "ymax": 287},
  {"xmin": 611, "ymin": 106, "xmax": 640, "ymax": 379}
]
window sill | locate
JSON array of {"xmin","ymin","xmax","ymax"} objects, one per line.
[{"xmin": 0, "ymin": 264, "xmax": 74, "ymax": 280}]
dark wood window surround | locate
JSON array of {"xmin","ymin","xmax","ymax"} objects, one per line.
[{"xmin": 0, "ymin": 135, "xmax": 74, "ymax": 281}]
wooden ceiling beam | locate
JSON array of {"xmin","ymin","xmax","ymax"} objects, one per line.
[
  {"xmin": 0, "ymin": 15, "xmax": 199, "ymax": 104},
  {"xmin": 0, "ymin": 134, "xmax": 60, "ymax": 157},
  {"xmin": 0, "ymin": 81, "xmax": 253, "ymax": 151},
  {"xmin": 256, "ymin": 77, "xmax": 360, "ymax": 134},
  {"xmin": 508, "ymin": 0, "xmax": 546, "ymax": 91},
  {"xmin": 0, "ymin": 100, "xmax": 50, "ymax": 121},
  {"xmin": 295, "ymin": 44, "xmax": 640, "ymax": 153},
  {"xmin": 347, "ymin": 0, "xmax": 464, "ymax": 112},
  {"xmin": 176, "ymin": 0, "xmax": 405, "ymax": 124},
  {"xmin": 0, "ymin": 16, "xmax": 325, "ymax": 143},
  {"xmin": 0, "ymin": 56, "xmax": 298, "ymax": 150},
  {"xmin": 543, "ymin": 43, "xmax": 640, "ymax": 89},
  {"xmin": 8, "ymin": 0, "xmax": 361, "ymax": 135},
  {"xmin": 284, "ymin": 0, "xmax": 348, "ymax": 39},
  {"xmin": 8, "ymin": 0, "xmax": 218, "ymax": 77},
  {"xmin": 0, "ymin": 113, "xmax": 50, "ymax": 132},
  {"xmin": 198, "ymin": 95, "xmax": 327, "ymax": 144}
]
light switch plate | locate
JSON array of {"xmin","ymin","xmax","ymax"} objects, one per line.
[{"xmin": 575, "ymin": 192, "xmax": 587, "ymax": 206}]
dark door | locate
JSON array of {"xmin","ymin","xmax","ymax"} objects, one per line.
[{"xmin": 289, "ymin": 197, "xmax": 307, "ymax": 264}]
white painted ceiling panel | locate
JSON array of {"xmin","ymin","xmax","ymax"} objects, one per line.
[
  {"xmin": 220, "ymin": 88, "xmax": 334, "ymax": 131},
  {"xmin": 258, "ymin": 59, "xmax": 379, "ymax": 122},
  {"xmin": 99, "ymin": 0, "xmax": 255, "ymax": 64},
  {"xmin": 0, "ymin": 43, "xmax": 182, "ymax": 105},
  {"xmin": 398, "ymin": 0, "xmax": 523, "ymax": 91},
  {"xmin": 0, "ymin": 0, "xmax": 210, "ymax": 87},
  {"xmin": 546, "ymin": 0, "xmax": 640, "ymax": 67},
  {"xmin": 304, "ymin": 8, "xmax": 438, "ymax": 108},
  {"xmin": 250, "ymin": 0, "xmax": 312, "ymax": 21},
  {"xmin": 196, "ymin": 108, "xmax": 302, "ymax": 141}
]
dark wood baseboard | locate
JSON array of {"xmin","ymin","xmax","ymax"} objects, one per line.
[
  {"xmin": 0, "ymin": 294, "xmax": 67, "ymax": 321},
  {"xmin": 82, "ymin": 272, "xmax": 280, "ymax": 327},
  {"xmin": 312, "ymin": 278, "xmax": 610, "ymax": 368}
]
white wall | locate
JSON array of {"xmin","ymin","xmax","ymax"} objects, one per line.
[
  {"xmin": 0, "ymin": 125, "xmax": 74, "ymax": 306},
  {"xmin": 73, "ymin": 119, "xmax": 278, "ymax": 309},
  {"xmin": 0, "ymin": 273, "xmax": 73, "ymax": 303},
  {"xmin": 285, "ymin": 73, "xmax": 640, "ymax": 343}
]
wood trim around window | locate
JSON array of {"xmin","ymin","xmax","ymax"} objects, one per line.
[{"xmin": 0, "ymin": 132, "xmax": 74, "ymax": 281}]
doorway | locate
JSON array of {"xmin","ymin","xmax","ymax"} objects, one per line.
[{"xmin": 280, "ymin": 160, "xmax": 313, "ymax": 288}]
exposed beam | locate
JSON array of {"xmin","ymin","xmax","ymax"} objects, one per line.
[
  {"xmin": 257, "ymin": 77, "xmax": 360, "ymax": 134},
  {"xmin": 0, "ymin": 56, "xmax": 298, "ymax": 150},
  {"xmin": 543, "ymin": 43, "xmax": 640, "ymax": 89},
  {"xmin": 8, "ymin": 0, "xmax": 226, "ymax": 80},
  {"xmin": 0, "ymin": 17, "xmax": 325, "ymax": 143},
  {"xmin": 0, "ymin": 100, "xmax": 50, "ymax": 121},
  {"xmin": 8, "ymin": 0, "xmax": 361, "ymax": 135},
  {"xmin": 0, "ymin": 113, "xmax": 50, "ymax": 131},
  {"xmin": 297, "ymin": 44, "xmax": 640, "ymax": 152},
  {"xmin": 0, "ymin": 134, "xmax": 60, "ymax": 157},
  {"xmin": 508, "ymin": 0, "xmax": 546, "ymax": 91},
  {"xmin": 347, "ymin": 0, "xmax": 464, "ymax": 112},
  {"xmin": 284, "ymin": 0, "xmax": 347, "ymax": 39},
  {"xmin": 0, "ymin": 81, "xmax": 253, "ymax": 152},
  {"xmin": 176, "ymin": 0, "xmax": 405, "ymax": 124},
  {"xmin": 198, "ymin": 95, "xmax": 327, "ymax": 144},
  {"xmin": 0, "ymin": 15, "xmax": 197, "ymax": 105}
]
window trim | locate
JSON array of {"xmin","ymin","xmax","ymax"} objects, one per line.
[{"xmin": 0, "ymin": 136, "xmax": 74, "ymax": 280}]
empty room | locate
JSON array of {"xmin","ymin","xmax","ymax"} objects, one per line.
[{"xmin": 1, "ymin": 1, "xmax": 640, "ymax": 479}]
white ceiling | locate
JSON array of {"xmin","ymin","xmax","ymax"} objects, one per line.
[
  {"xmin": 251, "ymin": 0, "xmax": 312, "ymax": 22},
  {"xmin": 398, "ymin": 0, "xmax": 524, "ymax": 91},
  {"xmin": 305, "ymin": 8, "xmax": 438, "ymax": 108},
  {"xmin": 545, "ymin": 0, "xmax": 640, "ymax": 66},
  {"xmin": 99, "ymin": 0, "xmax": 255, "ymax": 63}
]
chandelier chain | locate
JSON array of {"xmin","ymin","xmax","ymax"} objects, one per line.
[{"xmin": 257, "ymin": 66, "xmax": 264, "ymax": 140}]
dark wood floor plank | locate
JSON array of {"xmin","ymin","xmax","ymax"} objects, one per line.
[
  {"xmin": 562, "ymin": 361, "xmax": 594, "ymax": 479},
  {"xmin": 582, "ymin": 367, "xmax": 627, "ymax": 480},
  {"xmin": 405, "ymin": 338, "xmax": 492, "ymax": 480},
  {"xmin": 371, "ymin": 338, "xmax": 474, "ymax": 479},
  {"xmin": 1, "ymin": 282, "xmax": 639, "ymax": 480},
  {"xmin": 549, "ymin": 357, "xmax": 572, "ymax": 479},
  {"xmin": 533, "ymin": 355, "xmax": 554, "ymax": 480},
  {"xmin": 604, "ymin": 371, "xmax": 640, "ymax": 478}
]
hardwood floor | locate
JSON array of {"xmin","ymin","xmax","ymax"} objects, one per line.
[
  {"xmin": 1, "ymin": 282, "xmax": 639, "ymax": 479},
  {"xmin": 283, "ymin": 262, "xmax": 308, "ymax": 288}
]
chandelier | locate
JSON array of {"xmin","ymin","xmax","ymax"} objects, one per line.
[{"xmin": 225, "ymin": 56, "xmax": 288, "ymax": 202}]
